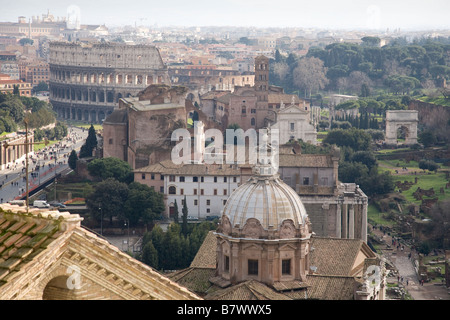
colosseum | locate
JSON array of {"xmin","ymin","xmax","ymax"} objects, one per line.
[{"xmin": 49, "ymin": 42, "xmax": 170, "ymax": 123}]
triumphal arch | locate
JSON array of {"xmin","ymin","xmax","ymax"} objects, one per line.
[{"xmin": 385, "ymin": 110, "xmax": 418, "ymax": 145}]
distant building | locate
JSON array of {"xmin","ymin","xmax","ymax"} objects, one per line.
[
  {"xmin": 198, "ymin": 55, "xmax": 310, "ymax": 132},
  {"xmin": 0, "ymin": 131, "xmax": 34, "ymax": 171},
  {"xmin": 0, "ymin": 73, "xmax": 32, "ymax": 96},
  {"xmin": 270, "ymin": 101, "xmax": 317, "ymax": 145}
]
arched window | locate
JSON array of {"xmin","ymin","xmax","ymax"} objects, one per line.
[{"xmin": 168, "ymin": 186, "xmax": 176, "ymax": 195}]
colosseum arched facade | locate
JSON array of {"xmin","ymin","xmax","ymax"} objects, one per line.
[{"xmin": 49, "ymin": 42, "xmax": 170, "ymax": 123}]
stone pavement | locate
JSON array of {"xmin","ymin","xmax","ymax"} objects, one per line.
[{"xmin": 370, "ymin": 224, "xmax": 449, "ymax": 300}]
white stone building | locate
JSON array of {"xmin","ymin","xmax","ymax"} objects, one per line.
[
  {"xmin": 134, "ymin": 160, "xmax": 241, "ymax": 219},
  {"xmin": 270, "ymin": 102, "xmax": 318, "ymax": 145}
]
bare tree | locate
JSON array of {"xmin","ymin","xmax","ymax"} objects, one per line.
[
  {"xmin": 346, "ymin": 71, "xmax": 373, "ymax": 95},
  {"xmin": 293, "ymin": 57, "xmax": 328, "ymax": 97},
  {"xmin": 272, "ymin": 62, "xmax": 290, "ymax": 82}
]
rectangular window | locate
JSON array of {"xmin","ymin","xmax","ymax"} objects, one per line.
[
  {"xmin": 224, "ymin": 256, "xmax": 230, "ymax": 272},
  {"xmin": 303, "ymin": 177, "xmax": 310, "ymax": 185},
  {"xmin": 160, "ymin": 174, "xmax": 164, "ymax": 180},
  {"xmin": 179, "ymin": 176, "xmax": 185, "ymax": 182},
  {"xmin": 206, "ymin": 200, "xmax": 210, "ymax": 206},
  {"xmin": 223, "ymin": 189, "xmax": 227, "ymax": 196},
  {"xmin": 151, "ymin": 174, "xmax": 155, "ymax": 180},
  {"xmin": 169, "ymin": 175, "xmax": 175, "ymax": 182},
  {"xmin": 194, "ymin": 199, "xmax": 198, "ymax": 206},
  {"xmin": 224, "ymin": 177, "xmax": 227, "ymax": 183},
  {"xmin": 180, "ymin": 188, "xmax": 184, "ymax": 195},
  {"xmin": 201, "ymin": 177, "xmax": 204, "ymax": 182},
  {"xmin": 290, "ymin": 122, "xmax": 295, "ymax": 131},
  {"xmin": 233, "ymin": 177, "xmax": 237, "ymax": 183},
  {"xmin": 160, "ymin": 186, "xmax": 164, "ymax": 193},
  {"xmin": 248, "ymin": 259, "xmax": 258, "ymax": 275},
  {"xmin": 141, "ymin": 174, "xmax": 145, "ymax": 180},
  {"xmin": 282, "ymin": 259, "xmax": 291, "ymax": 275},
  {"xmin": 214, "ymin": 189, "xmax": 217, "ymax": 195},
  {"xmin": 193, "ymin": 176, "xmax": 198, "ymax": 182},
  {"xmin": 201, "ymin": 189, "xmax": 204, "ymax": 195},
  {"xmin": 214, "ymin": 177, "xmax": 217, "ymax": 183},
  {"xmin": 194, "ymin": 189, "xmax": 197, "ymax": 195}
]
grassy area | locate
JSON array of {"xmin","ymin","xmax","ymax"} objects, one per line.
[
  {"xmin": 33, "ymin": 139, "xmax": 59, "ymax": 152},
  {"xmin": 367, "ymin": 203, "xmax": 395, "ymax": 227},
  {"xmin": 416, "ymin": 95, "xmax": 450, "ymax": 107},
  {"xmin": 64, "ymin": 120, "xmax": 103, "ymax": 131},
  {"xmin": 45, "ymin": 181, "xmax": 94, "ymax": 202},
  {"xmin": 392, "ymin": 172, "xmax": 450, "ymax": 205}
]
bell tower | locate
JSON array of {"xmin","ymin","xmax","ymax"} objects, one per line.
[
  {"xmin": 254, "ymin": 55, "xmax": 269, "ymax": 109},
  {"xmin": 253, "ymin": 55, "xmax": 270, "ymax": 129}
]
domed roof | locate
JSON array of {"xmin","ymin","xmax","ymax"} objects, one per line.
[{"xmin": 220, "ymin": 163, "xmax": 310, "ymax": 239}]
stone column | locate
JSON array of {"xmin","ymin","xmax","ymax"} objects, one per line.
[
  {"xmin": 336, "ymin": 202, "xmax": 341, "ymax": 238},
  {"xmin": 342, "ymin": 203, "xmax": 348, "ymax": 238},
  {"xmin": 361, "ymin": 200, "xmax": 368, "ymax": 242},
  {"xmin": 349, "ymin": 204, "xmax": 355, "ymax": 239}
]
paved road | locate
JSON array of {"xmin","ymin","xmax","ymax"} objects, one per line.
[{"xmin": 0, "ymin": 126, "xmax": 88, "ymax": 204}]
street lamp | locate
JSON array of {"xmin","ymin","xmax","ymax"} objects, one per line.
[{"xmin": 124, "ymin": 218, "xmax": 130, "ymax": 252}]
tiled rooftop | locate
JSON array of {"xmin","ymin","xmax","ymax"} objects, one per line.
[{"xmin": 0, "ymin": 204, "xmax": 82, "ymax": 288}]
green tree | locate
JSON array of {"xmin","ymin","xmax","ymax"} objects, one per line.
[
  {"xmin": 68, "ymin": 150, "xmax": 78, "ymax": 170},
  {"xmin": 142, "ymin": 241, "xmax": 158, "ymax": 269},
  {"xmin": 86, "ymin": 178, "xmax": 129, "ymax": 224},
  {"xmin": 13, "ymin": 85, "xmax": 20, "ymax": 96},
  {"xmin": 87, "ymin": 157, "xmax": 133, "ymax": 183},
  {"xmin": 323, "ymin": 128, "xmax": 372, "ymax": 151},
  {"xmin": 418, "ymin": 131, "xmax": 437, "ymax": 148},
  {"xmin": 79, "ymin": 124, "xmax": 98, "ymax": 158},
  {"xmin": 124, "ymin": 182, "xmax": 164, "ymax": 226},
  {"xmin": 0, "ymin": 97, "xmax": 25, "ymax": 123},
  {"xmin": 182, "ymin": 195, "xmax": 188, "ymax": 237},
  {"xmin": 351, "ymin": 151, "xmax": 377, "ymax": 170},
  {"xmin": 33, "ymin": 81, "xmax": 49, "ymax": 93},
  {"xmin": 173, "ymin": 199, "xmax": 179, "ymax": 224}
]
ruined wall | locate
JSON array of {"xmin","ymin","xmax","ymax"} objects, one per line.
[{"xmin": 409, "ymin": 100, "xmax": 450, "ymax": 140}]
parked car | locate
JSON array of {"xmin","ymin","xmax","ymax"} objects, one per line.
[
  {"xmin": 206, "ymin": 215, "xmax": 220, "ymax": 221},
  {"xmin": 49, "ymin": 202, "xmax": 66, "ymax": 209},
  {"xmin": 187, "ymin": 215, "xmax": 199, "ymax": 221}
]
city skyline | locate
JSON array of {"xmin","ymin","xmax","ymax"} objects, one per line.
[{"xmin": 1, "ymin": 0, "xmax": 449, "ymax": 31}]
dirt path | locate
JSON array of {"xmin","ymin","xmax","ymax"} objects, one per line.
[{"xmin": 370, "ymin": 225, "xmax": 449, "ymax": 300}]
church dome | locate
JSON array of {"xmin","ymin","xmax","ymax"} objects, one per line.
[{"xmin": 219, "ymin": 162, "xmax": 310, "ymax": 240}]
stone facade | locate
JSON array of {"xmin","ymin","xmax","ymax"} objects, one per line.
[
  {"xmin": 270, "ymin": 103, "xmax": 317, "ymax": 145},
  {"xmin": 102, "ymin": 85, "xmax": 187, "ymax": 169},
  {"xmin": 49, "ymin": 41, "xmax": 170, "ymax": 123},
  {"xmin": 385, "ymin": 110, "xmax": 418, "ymax": 145}
]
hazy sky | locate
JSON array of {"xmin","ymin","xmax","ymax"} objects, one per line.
[{"xmin": 1, "ymin": 0, "xmax": 449, "ymax": 30}]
